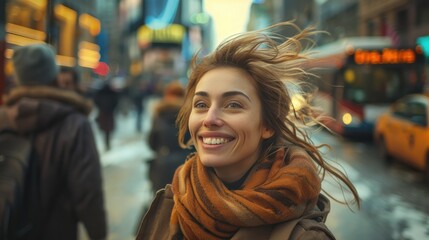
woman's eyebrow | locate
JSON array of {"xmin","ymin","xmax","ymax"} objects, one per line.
[
  {"xmin": 223, "ymin": 91, "xmax": 251, "ymax": 102},
  {"xmin": 194, "ymin": 91, "xmax": 251, "ymax": 102}
]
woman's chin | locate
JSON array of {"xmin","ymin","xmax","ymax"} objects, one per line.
[{"xmin": 199, "ymin": 158, "xmax": 225, "ymax": 168}]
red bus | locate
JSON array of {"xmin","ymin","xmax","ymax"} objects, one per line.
[{"xmin": 308, "ymin": 37, "xmax": 426, "ymax": 137}]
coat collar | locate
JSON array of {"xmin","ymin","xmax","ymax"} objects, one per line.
[{"xmin": 3, "ymin": 85, "xmax": 93, "ymax": 115}]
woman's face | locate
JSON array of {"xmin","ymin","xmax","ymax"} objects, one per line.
[{"xmin": 189, "ymin": 67, "xmax": 273, "ymax": 182}]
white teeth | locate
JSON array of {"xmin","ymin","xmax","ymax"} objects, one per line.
[{"xmin": 202, "ymin": 137, "xmax": 231, "ymax": 145}]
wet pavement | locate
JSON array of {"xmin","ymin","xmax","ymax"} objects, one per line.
[{"xmin": 79, "ymin": 98, "xmax": 158, "ymax": 240}]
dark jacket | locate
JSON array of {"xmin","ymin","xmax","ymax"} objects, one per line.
[
  {"xmin": 0, "ymin": 86, "xmax": 107, "ymax": 240},
  {"xmin": 135, "ymin": 185, "xmax": 334, "ymax": 240},
  {"xmin": 93, "ymin": 82, "xmax": 119, "ymax": 132},
  {"xmin": 148, "ymin": 100, "xmax": 193, "ymax": 192}
]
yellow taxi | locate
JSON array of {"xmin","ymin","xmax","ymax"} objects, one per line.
[{"xmin": 374, "ymin": 94, "xmax": 429, "ymax": 181}]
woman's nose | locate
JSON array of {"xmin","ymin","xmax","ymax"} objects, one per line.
[{"xmin": 203, "ymin": 107, "xmax": 223, "ymax": 127}]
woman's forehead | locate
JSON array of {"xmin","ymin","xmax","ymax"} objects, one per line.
[{"xmin": 195, "ymin": 67, "xmax": 257, "ymax": 93}]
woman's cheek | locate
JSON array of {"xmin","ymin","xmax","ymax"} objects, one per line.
[{"xmin": 188, "ymin": 115, "xmax": 198, "ymax": 143}]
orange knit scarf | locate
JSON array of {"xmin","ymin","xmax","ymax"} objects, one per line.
[{"xmin": 170, "ymin": 147, "xmax": 321, "ymax": 240}]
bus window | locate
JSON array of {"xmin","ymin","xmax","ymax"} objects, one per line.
[
  {"xmin": 342, "ymin": 66, "xmax": 368, "ymax": 104},
  {"xmin": 385, "ymin": 72, "xmax": 401, "ymax": 100},
  {"xmin": 343, "ymin": 66, "xmax": 405, "ymax": 104}
]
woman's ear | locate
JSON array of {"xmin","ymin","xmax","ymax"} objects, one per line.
[{"xmin": 261, "ymin": 126, "xmax": 274, "ymax": 139}]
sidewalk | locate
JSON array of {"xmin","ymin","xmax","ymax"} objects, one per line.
[{"xmin": 79, "ymin": 97, "xmax": 159, "ymax": 240}]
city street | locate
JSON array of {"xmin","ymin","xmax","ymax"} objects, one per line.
[
  {"xmin": 79, "ymin": 99, "xmax": 429, "ymax": 240},
  {"xmin": 3, "ymin": 1, "xmax": 429, "ymax": 240},
  {"xmin": 79, "ymin": 99, "xmax": 158, "ymax": 240}
]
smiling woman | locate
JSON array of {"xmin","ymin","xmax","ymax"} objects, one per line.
[{"xmin": 135, "ymin": 21, "xmax": 361, "ymax": 240}]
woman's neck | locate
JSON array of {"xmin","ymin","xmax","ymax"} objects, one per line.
[{"xmin": 221, "ymin": 166, "xmax": 253, "ymax": 190}]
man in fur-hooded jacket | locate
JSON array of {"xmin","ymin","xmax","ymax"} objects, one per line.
[{"xmin": 0, "ymin": 44, "xmax": 107, "ymax": 240}]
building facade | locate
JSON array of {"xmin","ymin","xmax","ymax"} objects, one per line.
[
  {"xmin": 1, "ymin": 0, "xmax": 102, "ymax": 96},
  {"xmin": 316, "ymin": 0, "xmax": 359, "ymax": 45},
  {"xmin": 247, "ymin": 0, "xmax": 316, "ymax": 31},
  {"xmin": 359, "ymin": 0, "xmax": 429, "ymax": 48},
  {"xmin": 118, "ymin": 0, "xmax": 211, "ymax": 92}
]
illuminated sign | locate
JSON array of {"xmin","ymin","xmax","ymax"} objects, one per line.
[
  {"xmin": 79, "ymin": 13, "xmax": 101, "ymax": 37},
  {"xmin": 55, "ymin": 5, "xmax": 77, "ymax": 57},
  {"xmin": 137, "ymin": 24, "xmax": 185, "ymax": 48},
  {"xmin": 353, "ymin": 48, "xmax": 417, "ymax": 65}
]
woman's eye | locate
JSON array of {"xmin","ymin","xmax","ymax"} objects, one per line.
[
  {"xmin": 226, "ymin": 101, "xmax": 242, "ymax": 108},
  {"xmin": 194, "ymin": 101, "xmax": 207, "ymax": 108}
]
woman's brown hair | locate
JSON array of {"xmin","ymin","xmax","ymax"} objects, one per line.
[{"xmin": 177, "ymin": 21, "xmax": 361, "ymax": 208}]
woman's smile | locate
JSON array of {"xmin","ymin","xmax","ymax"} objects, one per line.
[{"xmin": 201, "ymin": 137, "xmax": 232, "ymax": 145}]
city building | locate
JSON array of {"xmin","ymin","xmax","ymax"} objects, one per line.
[
  {"xmin": 247, "ymin": 0, "xmax": 316, "ymax": 31},
  {"xmin": 316, "ymin": 0, "xmax": 359, "ymax": 45},
  {"xmin": 118, "ymin": 0, "xmax": 211, "ymax": 91},
  {"xmin": 359, "ymin": 0, "xmax": 429, "ymax": 48},
  {"xmin": 1, "ymin": 0, "xmax": 102, "ymax": 97}
]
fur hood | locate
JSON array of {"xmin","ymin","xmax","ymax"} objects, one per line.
[
  {"xmin": 1, "ymin": 86, "xmax": 93, "ymax": 134},
  {"xmin": 3, "ymin": 86, "xmax": 93, "ymax": 114}
]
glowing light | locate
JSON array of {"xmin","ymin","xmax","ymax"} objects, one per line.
[
  {"xmin": 93, "ymin": 62, "xmax": 110, "ymax": 76},
  {"xmin": 79, "ymin": 14, "xmax": 101, "ymax": 36},
  {"xmin": 26, "ymin": 0, "xmax": 47, "ymax": 9},
  {"xmin": 57, "ymin": 55, "xmax": 76, "ymax": 67},
  {"xmin": 190, "ymin": 13, "xmax": 210, "ymax": 25},
  {"xmin": 54, "ymin": 5, "xmax": 77, "ymax": 56},
  {"xmin": 344, "ymin": 69, "xmax": 355, "ymax": 84},
  {"xmin": 79, "ymin": 41, "xmax": 100, "ymax": 52},
  {"xmin": 6, "ymin": 33, "xmax": 44, "ymax": 46},
  {"xmin": 137, "ymin": 24, "xmax": 185, "ymax": 46},
  {"xmin": 145, "ymin": 0, "xmax": 179, "ymax": 29},
  {"xmin": 354, "ymin": 48, "xmax": 417, "ymax": 65},
  {"xmin": 6, "ymin": 23, "xmax": 46, "ymax": 41},
  {"xmin": 342, "ymin": 113, "xmax": 353, "ymax": 125},
  {"xmin": 291, "ymin": 95, "xmax": 305, "ymax": 111}
]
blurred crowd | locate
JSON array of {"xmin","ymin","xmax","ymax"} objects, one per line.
[{"xmin": 0, "ymin": 43, "xmax": 188, "ymax": 240}]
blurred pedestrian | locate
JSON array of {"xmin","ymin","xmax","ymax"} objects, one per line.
[
  {"xmin": 1, "ymin": 43, "xmax": 107, "ymax": 240},
  {"xmin": 55, "ymin": 66, "xmax": 82, "ymax": 94},
  {"xmin": 135, "ymin": 22, "xmax": 360, "ymax": 239},
  {"xmin": 148, "ymin": 80, "xmax": 194, "ymax": 193},
  {"xmin": 129, "ymin": 77, "xmax": 150, "ymax": 132},
  {"xmin": 93, "ymin": 78, "xmax": 119, "ymax": 151}
]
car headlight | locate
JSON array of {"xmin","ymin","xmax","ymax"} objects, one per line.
[{"xmin": 342, "ymin": 112, "xmax": 362, "ymax": 126}]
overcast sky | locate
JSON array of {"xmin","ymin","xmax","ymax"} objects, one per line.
[{"xmin": 204, "ymin": 0, "xmax": 252, "ymax": 47}]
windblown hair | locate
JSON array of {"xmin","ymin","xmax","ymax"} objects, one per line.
[{"xmin": 177, "ymin": 21, "xmax": 360, "ymax": 208}]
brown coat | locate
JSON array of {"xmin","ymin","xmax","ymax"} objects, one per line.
[
  {"xmin": 0, "ymin": 86, "xmax": 107, "ymax": 240},
  {"xmin": 136, "ymin": 185, "xmax": 334, "ymax": 240},
  {"xmin": 148, "ymin": 99, "xmax": 193, "ymax": 192}
]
